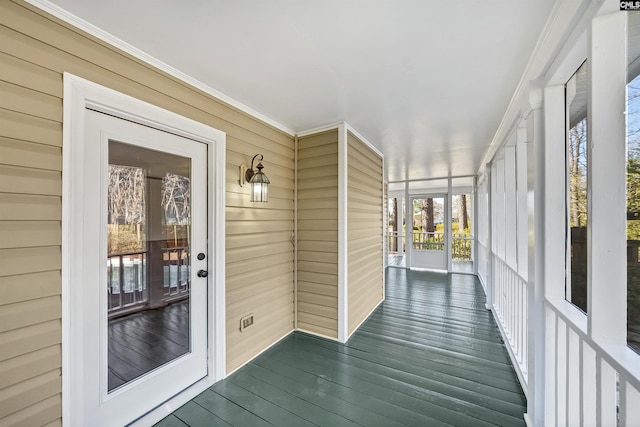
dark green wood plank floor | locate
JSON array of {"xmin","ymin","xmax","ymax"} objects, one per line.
[{"xmin": 157, "ymin": 268, "xmax": 526, "ymax": 426}]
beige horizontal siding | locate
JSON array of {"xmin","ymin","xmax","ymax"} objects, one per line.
[
  {"xmin": 296, "ymin": 129, "xmax": 339, "ymax": 339},
  {"xmin": 347, "ymin": 132, "xmax": 384, "ymax": 336},
  {"xmin": 0, "ymin": 0, "xmax": 295, "ymax": 422}
]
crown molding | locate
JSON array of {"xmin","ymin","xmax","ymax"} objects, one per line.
[{"xmin": 24, "ymin": 0, "xmax": 295, "ymax": 136}]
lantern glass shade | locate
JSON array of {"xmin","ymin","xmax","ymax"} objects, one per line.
[{"xmin": 249, "ymin": 167, "xmax": 270, "ymax": 202}]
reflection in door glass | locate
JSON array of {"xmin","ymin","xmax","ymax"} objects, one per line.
[
  {"xmin": 413, "ymin": 197, "xmax": 445, "ymax": 251},
  {"xmin": 107, "ymin": 141, "xmax": 192, "ymax": 392}
]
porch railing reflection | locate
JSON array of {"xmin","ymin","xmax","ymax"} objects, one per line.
[{"xmin": 107, "ymin": 246, "xmax": 190, "ymax": 316}]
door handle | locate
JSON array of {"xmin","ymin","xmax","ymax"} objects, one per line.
[{"xmin": 197, "ymin": 269, "xmax": 208, "ymax": 278}]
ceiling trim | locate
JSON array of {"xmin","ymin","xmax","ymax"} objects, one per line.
[
  {"xmin": 24, "ymin": 0, "xmax": 296, "ymax": 136},
  {"xmin": 477, "ymin": 0, "xmax": 598, "ymax": 177}
]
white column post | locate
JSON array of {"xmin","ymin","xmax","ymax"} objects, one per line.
[
  {"xmin": 447, "ymin": 177, "xmax": 453, "ymax": 271},
  {"xmin": 525, "ymin": 85, "xmax": 548, "ymax": 427},
  {"xmin": 516, "ymin": 121, "xmax": 529, "ymax": 280},
  {"xmin": 405, "ymin": 181, "xmax": 411, "ymax": 268},
  {"xmin": 337, "ymin": 124, "xmax": 348, "ymax": 343},
  {"xmin": 588, "ymin": 10, "xmax": 627, "ymax": 347},
  {"xmin": 485, "ymin": 166, "xmax": 493, "ymax": 310}
]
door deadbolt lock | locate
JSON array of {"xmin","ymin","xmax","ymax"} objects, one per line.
[
  {"xmin": 197, "ymin": 252, "xmax": 205, "ymax": 260},
  {"xmin": 197, "ymin": 269, "xmax": 208, "ymax": 278}
]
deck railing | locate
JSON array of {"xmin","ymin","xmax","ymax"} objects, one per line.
[
  {"xmin": 107, "ymin": 246, "xmax": 190, "ymax": 314},
  {"xmin": 412, "ymin": 231, "xmax": 444, "ymax": 250},
  {"xmin": 163, "ymin": 246, "xmax": 190, "ymax": 298},
  {"xmin": 107, "ymin": 251, "xmax": 148, "ymax": 313},
  {"xmin": 493, "ymin": 256, "xmax": 528, "ymax": 385},
  {"xmin": 452, "ymin": 233, "xmax": 472, "ymax": 260},
  {"xmin": 387, "ymin": 231, "xmax": 405, "ymax": 254},
  {"xmin": 544, "ymin": 301, "xmax": 640, "ymax": 425}
]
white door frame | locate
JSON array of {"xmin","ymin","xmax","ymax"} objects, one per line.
[
  {"xmin": 410, "ymin": 194, "xmax": 448, "ymax": 271},
  {"xmin": 62, "ymin": 73, "xmax": 226, "ymax": 426}
]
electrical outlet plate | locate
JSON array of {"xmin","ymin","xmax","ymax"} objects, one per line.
[{"xmin": 240, "ymin": 313, "xmax": 254, "ymax": 331}]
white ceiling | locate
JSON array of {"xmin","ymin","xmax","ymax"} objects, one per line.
[{"xmin": 46, "ymin": 0, "xmax": 556, "ymax": 182}]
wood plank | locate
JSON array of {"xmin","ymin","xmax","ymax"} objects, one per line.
[
  {"xmin": 153, "ymin": 414, "xmax": 188, "ymax": 427},
  {"xmin": 210, "ymin": 380, "xmax": 317, "ymax": 427},
  {"xmin": 297, "ymin": 143, "xmax": 338, "ymax": 159},
  {"xmin": 0, "ymin": 221, "xmax": 60, "ymax": 249},
  {"xmin": 250, "ymin": 358, "xmax": 448, "ymax": 427},
  {"xmin": 0, "ymin": 137, "xmax": 61, "ymax": 171},
  {"xmin": 347, "ymin": 133, "xmax": 383, "ymax": 164},
  {"xmin": 0, "ymin": 165, "xmax": 60, "ymax": 196},
  {"xmin": 0, "ymin": 108, "xmax": 60, "ymax": 148},
  {"xmin": 0, "ymin": 194, "xmax": 60, "ymax": 221},
  {"xmin": 0, "ymin": 296, "xmax": 60, "ymax": 333},
  {"xmin": 297, "ymin": 165, "xmax": 338, "ymax": 180},
  {"xmin": 172, "ymin": 401, "xmax": 232, "ymax": 427},
  {"xmin": 297, "ymin": 176, "xmax": 338, "ymax": 190},
  {"xmin": 0, "ymin": 345, "xmax": 60, "ymax": 390},
  {"xmin": 297, "ymin": 250, "xmax": 337, "ymax": 264},
  {"xmin": 297, "ymin": 281, "xmax": 338, "ymax": 297},
  {"xmin": 0, "ymin": 394, "xmax": 60, "ymax": 427},
  {"xmin": 0, "ymin": 246, "xmax": 60, "ymax": 277},
  {"xmin": 298, "ymin": 130, "xmax": 338, "ymax": 147},
  {"xmin": 160, "ymin": 269, "xmax": 526, "ymax": 427},
  {"xmin": 238, "ymin": 366, "xmax": 400, "ymax": 427},
  {"xmin": 0, "ymin": 79, "xmax": 61, "ymax": 122},
  {"xmin": 0, "ymin": 369, "xmax": 60, "ymax": 418},
  {"xmin": 297, "ymin": 292, "xmax": 337, "ymax": 309},
  {"xmin": 297, "ymin": 260, "xmax": 338, "ymax": 275},
  {"xmin": 297, "ymin": 153, "xmax": 338, "ymax": 170},
  {"xmin": 0, "ymin": 271, "xmax": 60, "ymax": 306},
  {"xmin": 297, "ymin": 312, "xmax": 338, "ymax": 331},
  {"xmin": 297, "ymin": 197, "xmax": 338, "ymax": 210},
  {"xmin": 0, "ymin": 51, "xmax": 61, "ymax": 97}
]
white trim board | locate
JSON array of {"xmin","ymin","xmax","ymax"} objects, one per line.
[
  {"xmin": 25, "ymin": 0, "xmax": 294, "ymax": 137},
  {"xmin": 62, "ymin": 73, "xmax": 226, "ymax": 427},
  {"xmin": 337, "ymin": 123, "xmax": 349, "ymax": 343}
]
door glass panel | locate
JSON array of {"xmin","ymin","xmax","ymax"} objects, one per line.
[
  {"xmin": 412, "ymin": 197, "xmax": 445, "ymax": 251},
  {"xmin": 452, "ymin": 193, "xmax": 473, "ymax": 273},
  {"xmin": 387, "ymin": 196, "xmax": 406, "ymax": 267},
  {"xmin": 107, "ymin": 141, "xmax": 192, "ymax": 392},
  {"xmin": 566, "ymin": 60, "xmax": 588, "ymax": 314}
]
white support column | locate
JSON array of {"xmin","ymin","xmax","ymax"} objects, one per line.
[
  {"xmin": 486, "ymin": 166, "xmax": 494, "ymax": 310},
  {"xmin": 525, "ymin": 86, "xmax": 548, "ymax": 427},
  {"xmin": 337, "ymin": 124, "xmax": 348, "ymax": 343},
  {"xmin": 405, "ymin": 181, "xmax": 411, "ymax": 268},
  {"xmin": 516, "ymin": 121, "xmax": 529, "ymax": 280},
  {"xmin": 473, "ymin": 176, "xmax": 479, "ymax": 276},
  {"xmin": 505, "ymin": 145, "xmax": 517, "ymax": 270},
  {"xmin": 588, "ymin": 11, "xmax": 627, "ymax": 347},
  {"xmin": 447, "ymin": 177, "xmax": 453, "ymax": 271}
]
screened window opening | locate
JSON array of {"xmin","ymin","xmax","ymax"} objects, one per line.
[
  {"xmin": 627, "ymin": 11, "xmax": 640, "ymax": 354},
  {"xmin": 566, "ymin": 60, "xmax": 588, "ymax": 314}
]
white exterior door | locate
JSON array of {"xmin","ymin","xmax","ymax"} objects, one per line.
[
  {"xmin": 410, "ymin": 196, "xmax": 447, "ymax": 270},
  {"xmin": 75, "ymin": 110, "xmax": 209, "ymax": 426}
]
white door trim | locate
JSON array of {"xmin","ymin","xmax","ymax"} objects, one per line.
[
  {"xmin": 410, "ymin": 194, "xmax": 448, "ymax": 271},
  {"xmin": 62, "ymin": 73, "xmax": 226, "ymax": 426}
]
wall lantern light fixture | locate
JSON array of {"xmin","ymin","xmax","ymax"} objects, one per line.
[{"xmin": 243, "ymin": 154, "xmax": 270, "ymax": 202}]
